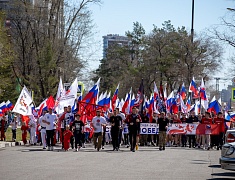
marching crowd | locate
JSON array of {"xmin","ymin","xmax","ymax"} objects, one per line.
[{"xmin": 0, "ymin": 105, "xmax": 234, "ymax": 152}]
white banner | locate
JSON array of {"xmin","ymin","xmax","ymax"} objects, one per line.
[
  {"xmin": 12, "ymin": 86, "xmax": 33, "ymax": 116},
  {"xmin": 140, "ymin": 123, "xmax": 159, "ymax": 134},
  {"xmin": 167, "ymin": 124, "xmax": 197, "ymax": 135}
]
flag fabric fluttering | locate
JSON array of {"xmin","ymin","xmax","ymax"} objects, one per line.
[
  {"xmin": 200, "ymin": 78, "xmax": 208, "ymax": 110},
  {"xmin": 6, "ymin": 100, "xmax": 14, "ymax": 111},
  {"xmin": 122, "ymin": 89, "xmax": 132, "ymax": 114},
  {"xmin": 12, "ymin": 86, "xmax": 33, "ymax": 116},
  {"xmin": 207, "ymin": 96, "xmax": 220, "ymax": 114},
  {"xmin": 54, "ymin": 77, "xmax": 65, "ymax": 113},
  {"xmin": 79, "ymin": 78, "xmax": 100, "ymax": 123},
  {"xmin": 189, "ymin": 77, "xmax": 199, "ymax": 99},
  {"xmin": 134, "ymin": 79, "xmax": 144, "ymax": 113},
  {"xmin": 112, "ymin": 84, "xmax": 119, "ymax": 111},
  {"xmin": 56, "ymin": 78, "xmax": 78, "ymax": 114},
  {"xmin": 180, "ymin": 83, "xmax": 187, "ymax": 100}
]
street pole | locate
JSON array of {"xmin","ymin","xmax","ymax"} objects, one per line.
[{"xmin": 191, "ymin": 0, "xmax": 194, "ymax": 44}]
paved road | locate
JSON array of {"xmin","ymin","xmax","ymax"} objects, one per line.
[{"xmin": 0, "ymin": 144, "xmax": 234, "ymax": 180}]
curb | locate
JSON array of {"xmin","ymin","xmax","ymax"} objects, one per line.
[{"xmin": 0, "ymin": 141, "xmax": 16, "ymax": 148}]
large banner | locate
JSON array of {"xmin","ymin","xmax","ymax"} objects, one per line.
[
  {"xmin": 167, "ymin": 123, "xmax": 220, "ymax": 135},
  {"xmin": 104, "ymin": 123, "xmax": 220, "ymax": 135}
]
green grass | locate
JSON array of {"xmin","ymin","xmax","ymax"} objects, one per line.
[{"xmin": 5, "ymin": 127, "xmax": 30, "ymax": 142}]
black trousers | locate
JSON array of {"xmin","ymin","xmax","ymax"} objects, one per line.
[
  {"xmin": 181, "ymin": 135, "xmax": 187, "ymax": 146},
  {"xmin": 70, "ymin": 135, "xmax": 74, "ymax": 149},
  {"xmin": 111, "ymin": 129, "xmax": 119, "ymax": 149},
  {"xmin": 12, "ymin": 129, "xmax": 16, "ymax": 140},
  {"xmin": 188, "ymin": 135, "xmax": 196, "ymax": 147},
  {"xmin": 46, "ymin": 130, "xmax": 54, "ymax": 147},
  {"xmin": 102, "ymin": 126, "xmax": 106, "ymax": 146},
  {"xmin": 124, "ymin": 134, "xmax": 129, "ymax": 145},
  {"xmin": 215, "ymin": 132, "xmax": 224, "ymax": 148},
  {"xmin": 129, "ymin": 130, "xmax": 137, "ymax": 151},
  {"xmin": 74, "ymin": 132, "xmax": 82, "ymax": 148}
]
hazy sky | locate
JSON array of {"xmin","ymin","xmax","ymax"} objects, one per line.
[{"xmin": 88, "ymin": 0, "xmax": 235, "ymax": 90}]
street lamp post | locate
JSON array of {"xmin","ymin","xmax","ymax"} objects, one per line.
[{"xmin": 191, "ymin": 0, "xmax": 194, "ymax": 43}]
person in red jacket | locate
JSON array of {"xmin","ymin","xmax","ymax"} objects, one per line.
[
  {"xmin": 63, "ymin": 125, "xmax": 73, "ymax": 151},
  {"xmin": 21, "ymin": 121, "xmax": 29, "ymax": 145},
  {"xmin": 201, "ymin": 112, "xmax": 212, "ymax": 150},
  {"xmin": 213, "ymin": 112, "xmax": 225, "ymax": 150},
  {"xmin": 0, "ymin": 116, "xmax": 7, "ymax": 141}
]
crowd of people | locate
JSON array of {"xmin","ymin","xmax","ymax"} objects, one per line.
[{"xmin": 0, "ymin": 105, "xmax": 234, "ymax": 152}]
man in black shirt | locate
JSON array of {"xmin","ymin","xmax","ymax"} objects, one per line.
[
  {"xmin": 110, "ymin": 109, "xmax": 122, "ymax": 151},
  {"xmin": 72, "ymin": 114, "xmax": 84, "ymax": 151},
  {"xmin": 186, "ymin": 111, "xmax": 198, "ymax": 148},
  {"xmin": 157, "ymin": 112, "xmax": 169, "ymax": 151}
]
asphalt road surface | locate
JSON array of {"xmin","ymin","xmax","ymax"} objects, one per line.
[{"xmin": 0, "ymin": 144, "xmax": 235, "ymax": 180}]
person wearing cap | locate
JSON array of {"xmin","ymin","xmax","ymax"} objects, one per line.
[
  {"xmin": 43, "ymin": 107, "xmax": 58, "ymax": 151},
  {"xmin": 71, "ymin": 114, "xmax": 84, "ymax": 151},
  {"xmin": 38, "ymin": 110, "xmax": 47, "ymax": 149},
  {"xmin": 125, "ymin": 107, "xmax": 142, "ymax": 152},
  {"xmin": 91, "ymin": 109, "xmax": 107, "ymax": 151}
]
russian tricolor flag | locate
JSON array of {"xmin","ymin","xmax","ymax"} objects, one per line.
[
  {"xmin": 189, "ymin": 77, "xmax": 199, "ymax": 99},
  {"xmin": 180, "ymin": 83, "xmax": 187, "ymax": 100},
  {"xmin": 6, "ymin": 100, "xmax": 14, "ymax": 111},
  {"xmin": 0, "ymin": 102, "xmax": 7, "ymax": 113},
  {"xmin": 112, "ymin": 84, "xmax": 119, "ymax": 111},
  {"xmin": 207, "ymin": 96, "xmax": 220, "ymax": 114},
  {"xmin": 129, "ymin": 94, "xmax": 136, "ymax": 113}
]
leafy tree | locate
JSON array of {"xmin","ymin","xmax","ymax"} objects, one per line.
[{"xmin": 0, "ymin": 11, "xmax": 18, "ymax": 102}]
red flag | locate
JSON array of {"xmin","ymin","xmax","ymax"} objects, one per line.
[{"xmin": 21, "ymin": 115, "xmax": 30, "ymax": 125}]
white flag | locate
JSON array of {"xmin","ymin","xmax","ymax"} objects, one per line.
[
  {"xmin": 12, "ymin": 86, "xmax": 33, "ymax": 115},
  {"xmin": 54, "ymin": 77, "xmax": 65, "ymax": 113},
  {"xmin": 57, "ymin": 78, "xmax": 78, "ymax": 114}
]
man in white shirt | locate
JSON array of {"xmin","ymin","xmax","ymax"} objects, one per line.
[
  {"xmin": 28, "ymin": 115, "xmax": 37, "ymax": 145},
  {"xmin": 91, "ymin": 109, "xmax": 107, "ymax": 151},
  {"xmin": 38, "ymin": 110, "xmax": 47, "ymax": 149},
  {"xmin": 43, "ymin": 108, "xmax": 57, "ymax": 151}
]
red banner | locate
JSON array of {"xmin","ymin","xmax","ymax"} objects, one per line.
[{"xmin": 196, "ymin": 124, "xmax": 220, "ymax": 135}]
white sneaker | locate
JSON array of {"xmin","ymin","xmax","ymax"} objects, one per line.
[
  {"xmin": 48, "ymin": 147, "xmax": 51, "ymax": 151},
  {"xmin": 75, "ymin": 148, "xmax": 78, "ymax": 152},
  {"xmin": 51, "ymin": 146, "xmax": 54, "ymax": 151}
]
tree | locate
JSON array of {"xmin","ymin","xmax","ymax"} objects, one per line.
[
  {"xmin": 210, "ymin": 8, "xmax": 235, "ymax": 76},
  {"xmin": 4, "ymin": 0, "xmax": 101, "ymax": 104},
  {"xmin": 0, "ymin": 11, "xmax": 18, "ymax": 102},
  {"xmin": 93, "ymin": 20, "xmax": 222, "ymax": 98}
]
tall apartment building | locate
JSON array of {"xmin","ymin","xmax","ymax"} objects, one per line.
[{"xmin": 102, "ymin": 34, "xmax": 130, "ymax": 59}]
